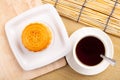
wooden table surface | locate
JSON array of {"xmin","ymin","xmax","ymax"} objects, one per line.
[
  {"xmin": 0, "ymin": 0, "xmax": 67, "ymax": 80},
  {"xmin": 0, "ymin": 0, "xmax": 120, "ymax": 80},
  {"xmin": 34, "ymin": 17, "xmax": 120, "ymax": 80}
]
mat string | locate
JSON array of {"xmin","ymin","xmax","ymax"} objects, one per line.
[
  {"xmin": 77, "ymin": 0, "xmax": 87, "ymax": 22},
  {"xmin": 54, "ymin": 0, "xmax": 58, "ymax": 8},
  {"xmin": 103, "ymin": 0, "xmax": 118, "ymax": 32}
]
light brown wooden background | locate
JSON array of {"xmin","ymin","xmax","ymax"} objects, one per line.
[
  {"xmin": 0, "ymin": 0, "xmax": 120, "ymax": 80},
  {"xmin": 0, "ymin": 0, "xmax": 66, "ymax": 80}
]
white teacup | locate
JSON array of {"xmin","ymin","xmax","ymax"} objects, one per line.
[{"xmin": 66, "ymin": 27, "xmax": 114, "ymax": 75}]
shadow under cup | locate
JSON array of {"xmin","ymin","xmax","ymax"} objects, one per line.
[{"xmin": 74, "ymin": 36, "xmax": 105, "ymax": 66}]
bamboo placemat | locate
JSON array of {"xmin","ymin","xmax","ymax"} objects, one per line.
[{"xmin": 42, "ymin": 0, "xmax": 120, "ymax": 37}]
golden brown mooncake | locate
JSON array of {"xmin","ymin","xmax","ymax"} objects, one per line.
[{"xmin": 21, "ymin": 23, "xmax": 52, "ymax": 52}]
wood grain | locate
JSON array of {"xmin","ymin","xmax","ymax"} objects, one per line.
[{"xmin": 0, "ymin": 0, "xmax": 66, "ymax": 80}]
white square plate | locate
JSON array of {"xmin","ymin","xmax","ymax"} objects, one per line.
[{"xmin": 5, "ymin": 4, "xmax": 70, "ymax": 70}]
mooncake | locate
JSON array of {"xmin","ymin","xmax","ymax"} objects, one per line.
[{"xmin": 21, "ymin": 23, "xmax": 52, "ymax": 52}]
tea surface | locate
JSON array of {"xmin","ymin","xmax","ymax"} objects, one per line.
[{"xmin": 76, "ymin": 36, "xmax": 105, "ymax": 66}]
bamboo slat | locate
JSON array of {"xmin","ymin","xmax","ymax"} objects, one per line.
[{"xmin": 42, "ymin": 0, "xmax": 120, "ymax": 37}]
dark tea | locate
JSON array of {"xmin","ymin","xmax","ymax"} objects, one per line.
[{"xmin": 76, "ymin": 36, "xmax": 105, "ymax": 66}]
